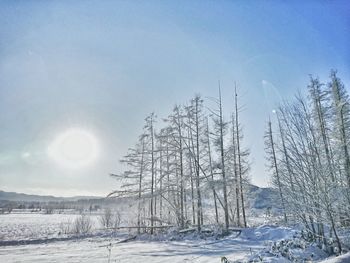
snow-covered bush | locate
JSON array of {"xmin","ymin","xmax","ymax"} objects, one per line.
[
  {"xmin": 112, "ymin": 211, "xmax": 121, "ymax": 229},
  {"xmin": 59, "ymin": 219, "xmax": 72, "ymax": 235},
  {"xmin": 99, "ymin": 208, "xmax": 113, "ymax": 228},
  {"xmin": 73, "ymin": 214, "xmax": 92, "ymax": 234},
  {"xmin": 99, "ymin": 208, "xmax": 121, "ymax": 230}
]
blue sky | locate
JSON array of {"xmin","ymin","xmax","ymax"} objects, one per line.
[{"xmin": 0, "ymin": 0, "xmax": 349, "ymax": 196}]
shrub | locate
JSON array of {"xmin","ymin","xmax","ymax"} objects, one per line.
[
  {"xmin": 99, "ymin": 208, "xmax": 121, "ymax": 230},
  {"xmin": 73, "ymin": 214, "xmax": 92, "ymax": 234},
  {"xmin": 99, "ymin": 208, "xmax": 113, "ymax": 228},
  {"xmin": 59, "ymin": 219, "xmax": 72, "ymax": 235},
  {"xmin": 113, "ymin": 211, "xmax": 121, "ymax": 229}
]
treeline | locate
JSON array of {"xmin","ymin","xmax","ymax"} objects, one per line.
[
  {"xmin": 0, "ymin": 200, "xmax": 104, "ymax": 214},
  {"xmin": 265, "ymin": 70, "xmax": 350, "ymax": 253},
  {"xmin": 109, "ymin": 88, "xmax": 251, "ymax": 233}
]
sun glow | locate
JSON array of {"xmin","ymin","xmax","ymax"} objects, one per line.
[{"xmin": 48, "ymin": 128, "xmax": 99, "ymax": 169}]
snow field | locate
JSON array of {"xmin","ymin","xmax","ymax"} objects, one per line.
[{"xmin": 0, "ymin": 213, "xmax": 349, "ymax": 262}]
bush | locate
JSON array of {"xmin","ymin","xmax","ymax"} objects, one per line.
[
  {"xmin": 59, "ymin": 219, "xmax": 72, "ymax": 235},
  {"xmin": 99, "ymin": 208, "xmax": 121, "ymax": 230},
  {"xmin": 113, "ymin": 211, "xmax": 121, "ymax": 229},
  {"xmin": 100, "ymin": 208, "xmax": 113, "ymax": 228},
  {"xmin": 73, "ymin": 214, "xmax": 92, "ymax": 234}
]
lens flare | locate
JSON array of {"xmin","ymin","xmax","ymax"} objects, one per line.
[{"xmin": 48, "ymin": 128, "xmax": 99, "ymax": 169}]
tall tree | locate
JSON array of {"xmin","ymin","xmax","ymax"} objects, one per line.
[
  {"xmin": 205, "ymin": 117, "xmax": 219, "ymax": 224},
  {"xmin": 329, "ymin": 70, "xmax": 350, "ymax": 188},
  {"xmin": 108, "ymin": 135, "xmax": 146, "ymax": 233},
  {"xmin": 211, "ymin": 87, "xmax": 230, "ymax": 231},
  {"xmin": 186, "ymin": 95, "xmax": 205, "ymax": 231},
  {"xmin": 234, "ymin": 86, "xmax": 247, "ymax": 227},
  {"xmin": 144, "ymin": 113, "xmax": 156, "ymax": 234},
  {"xmin": 264, "ymin": 118, "xmax": 287, "ymax": 223}
]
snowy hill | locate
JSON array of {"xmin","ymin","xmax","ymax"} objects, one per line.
[
  {"xmin": 0, "ymin": 190, "xmax": 102, "ymax": 202},
  {"xmin": 0, "ymin": 184, "xmax": 280, "ymax": 210}
]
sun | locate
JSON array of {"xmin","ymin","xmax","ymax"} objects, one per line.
[{"xmin": 48, "ymin": 128, "xmax": 99, "ymax": 169}]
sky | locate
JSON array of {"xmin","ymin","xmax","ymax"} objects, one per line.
[{"xmin": 0, "ymin": 0, "xmax": 349, "ymax": 197}]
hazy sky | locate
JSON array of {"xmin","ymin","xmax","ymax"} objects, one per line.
[{"xmin": 0, "ymin": 1, "xmax": 349, "ymax": 196}]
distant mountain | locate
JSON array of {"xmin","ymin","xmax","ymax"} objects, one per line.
[
  {"xmin": 0, "ymin": 190, "xmax": 103, "ymax": 202},
  {"xmin": 0, "ymin": 185, "xmax": 280, "ymax": 211}
]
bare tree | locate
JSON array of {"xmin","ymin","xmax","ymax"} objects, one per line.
[
  {"xmin": 264, "ymin": 118, "xmax": 287, "ymax": 223},
  {"xmin": 211, "ymin": 87, "xmax": 230, "ymax": 231},
  {"xmin": 233, "ymin": 86, "xmax": 249, "ymax": 227}
]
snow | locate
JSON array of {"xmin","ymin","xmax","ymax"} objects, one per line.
[
  {"xmin": 0, "ymin": 212, "xmax": 348, "ymax": 262},
  {"xmin": 0, "ymin": 231, "xmax": 262, "ymax": 262},
  {"xmin": 0, "ymin": 212, "xmax": 100, "ymax": 241},
  {"xmin": 319, "ymin": 252, "xmax": 350, "ymax": 263}
]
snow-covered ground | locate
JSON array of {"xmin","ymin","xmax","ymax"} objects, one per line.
[
  {"xmin": 0, "ymin": 226, "xmax": 284, "ymax": 263},
  {"xmin": 0, "ymin": 211, "xmax": 100, "ymax": 241},
  {"xmin": 319, "ymin": 252, "xmax": 350, "ymax": 263},
  {"xmin": 0, "ymin": 212, "xmax": 348, "ymax": 262}
]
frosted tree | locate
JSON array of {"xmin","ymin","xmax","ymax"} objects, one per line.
[
  {"xmin": 264, "ymin": 118, "xmax": 287, "ymax": 223},
  {"xmin": 144, "ymin": 113, "xmax": 157, "ymax": 234},
  {"xmin": 266, "ymin": 72, "xmax": 350, "ymax": 253},
  {"xmin": 157, "ymin": 126, "xmax": 178, "ymax": 225},
  {"xmin": 185, "ymin": 95, "xmax": 205, "ymax": 231},
  {"xmin": 163, "ymin": 105, "xmax": 187, "ymax": 227},
  {"xmin": 203, "ymin": 117, "xmax": 219, "ymax": 224},
  {"xmin": 108, "ymin": 134, "xmax": 146, "ymax": 233},
  {"xmin": 328, "ymin": 70, "xmax": 350, "ymax": 188},
  {"xmin": 210, "ymin": 87, "xmax": 230, "ymax": 231},
  {"xmin": 229, "ymin": 113, "xmax": 240, "ymax": 226},
  {"xmin": 233, "ymin": 86, "xmax": 249, "ymax": 228},
  {"xmin": 110, "ymin": 88, "xmax": 253, "ymax": 233}
]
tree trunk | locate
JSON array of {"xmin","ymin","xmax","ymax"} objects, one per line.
[
  {"xmin": 235, "ymin": 87, "xmax": 247, "ymax": 227},
  {"xmin": 231, "ymin": 114, "xmax": 241, "ymax": 226},
  {"xmin": 268, "ymin": 119, "xmax": 287, "ymax": 223},
  {"xmin": 219, "ymin": 87, "xmax": 230, "ymax": 231},
  {"xmin": 206, "ymin": 118, "xmax": 219, "ymax": 224}
]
